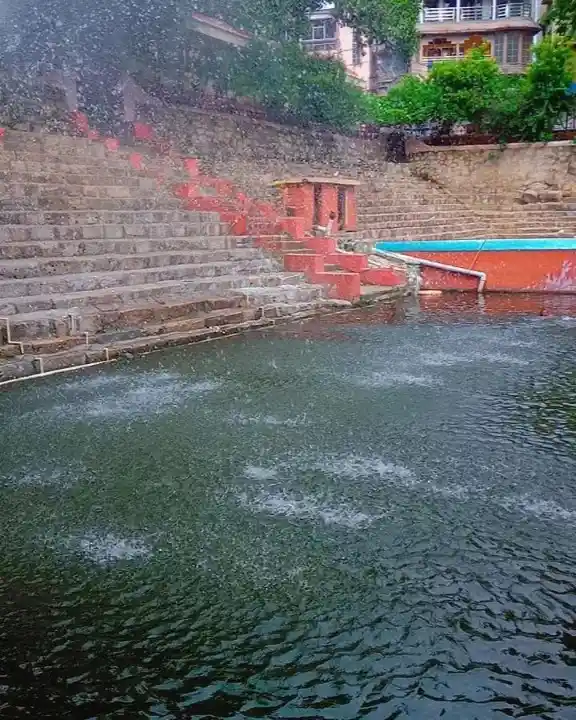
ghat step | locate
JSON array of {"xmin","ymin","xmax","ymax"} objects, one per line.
[
  {"xmin": 1, "ymin": 284, "xmax": 327, "ymax": 347},
  {"xmin": 0, "ymin": 302, "xmax": 334, "ymax": 382},
  {"xmin": 0, "ymin": 258, "xmax": 283, "ymax": 300},
  {"xmin": 0, "ymin": 271, "xmax": 307, "ymax": 317},
  {"xmin": 0, "ymin": 249, "xmax": 271, "ymax": 279},
  {"xmin": 0, "ymin": 209, "xmax": 221, "ymax": 226},
  {"xmin": 0, "ymin": 235, "xmax": 246, "ymax": 260}
]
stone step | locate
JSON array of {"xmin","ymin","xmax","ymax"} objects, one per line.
[
  {"xmin": 233, "ymin": 283, "xmax": 326, "ymax": 307},
  {"xmin": 0, "ymin": 248, "xmax": 268, "ymax": 279},
  {"xmin": 0, "ymin": 171, "xmax": 157, "ymax": 189},
  {"xmin": 0, "ymin": 196, "xmax": 183, "ymax": 212},
  {"xmin": 3, "ymin": 293, "xmax": 248, "ymax": 340},
  {"xmin": 2, "ymin": 157, "xmax": 188, "ymax": 184},
  {"xmin": 0, "ymin": 185, "xmax": 175, "ymax": 206},
  {"xmin": 357, "ymin": 201, "xmax": 470, "ymax": 212},
  {"xmin": 357, "ymin": 217, "xmax": 576, "ymax": 230},
  {"xmin": 0, "ymin": 149, "xmax": 134, "ymax": 170},
  {"xmin": 0, "ymin": 220, "xmax": 228, "ymax": 244},
  {"xmin": 2, "ymin": 158, "xmax": 175, "ymax": 179},
  {"xmin": 0, "ymin": 298, "xmax": 331, "ymax": 381},
  {"xmin": 0, "ymin": 271, "xmax": 304, "ymax": 315},
  {"xmin": 0, "ymin": 209, "xmax": 220, "ymax": 226},
  {"xmin": 0, "ymin": 235, "xmax": 245, "ymax": 260},
  {"xmin": 4, "ymin": 157, "xmax": 134, "ymax": 174},
  {"xmin": 0, "ymin": 257, "xmax": 282, "ymax": 300},
  {"xmin": 358, "ymin": 209, "xmax": 576, "ymax": 222},
  {"xmin": 347, "ymin": 228, "xmax": 576, "ymax": 242},
  {"xmin": 2, "ymin": 277, "xmax": 321, "ymax": 343}
]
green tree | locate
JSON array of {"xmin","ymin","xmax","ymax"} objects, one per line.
[
  {"xmin": 370, "ymin": 38, "xmax": 576, "ymax": 142},
  {"xmin": 518, "ymin": 35, "xmax": 575, "ymax": 140},
  {"xmin": 335, "ymin": 0, "xmax": 420, "ymax": 55},
  {"xmin": 426, "ymin": 47, "xmax": 503, "ymax": 131},
  {"xmin": 231, "ymin": 40, "xmax": 370, "ymax": 129},
  {"xmin": 542, "ymin": 0, "xmax": 576, "ymax": 37},
  {"xmin": 368, "ymin": 74, "xmax": 439, "ymax": 125}
]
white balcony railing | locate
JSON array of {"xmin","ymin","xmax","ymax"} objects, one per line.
[
  {"xmin": 422, "ymin": 7, "xmax": 457, "ymax": 21},
  {"xmin": 421, "ymin": 3, "xmax": 533, "ymax": 22},
  {"xmin": 495, "ymin": 2, "xmax": 531, "ymax": 17},
  {"xmin": 459, "ymin": 5, "xmax": 485, "ymax": 20}
]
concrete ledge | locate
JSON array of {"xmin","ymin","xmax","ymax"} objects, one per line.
[{"xmin": 410, "ymin": 140, "xmax": 575, "ymax": 154}]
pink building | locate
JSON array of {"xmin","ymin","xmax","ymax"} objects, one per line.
[{"xmin": 302, "ymin": 4, "xmax": 379, "ymax": 91}]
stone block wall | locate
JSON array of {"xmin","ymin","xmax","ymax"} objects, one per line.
[
  {"xmin": 146, "ymin": 105, "xmax": 389, "ymax": 202},
  {"xmin": 409, "ymin": 142, "xmax": 576, "ymax": 203}
]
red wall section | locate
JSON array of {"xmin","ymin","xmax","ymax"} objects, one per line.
[{"xmin": 412, "ymin": 250, "xmax": 576, "ymax": 292}]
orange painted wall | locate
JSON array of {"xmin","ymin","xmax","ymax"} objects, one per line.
[
  {"xmin": 413, "ymin": 250, "xmax": 576, "ymax": 292},
  {"xmin": 278, "ymin": 182, "xmax": 358, "ymax": 232},
  {"xmin": 281, "ymin": 184, "xmax": 315, "ymax": 231}
]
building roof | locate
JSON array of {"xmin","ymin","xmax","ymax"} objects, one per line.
[{"xmin": 188, "ymin": 12, "xmax": 252, "ymax": 47}]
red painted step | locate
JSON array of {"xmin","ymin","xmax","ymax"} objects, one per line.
[
  {"xmin": 284, "ymin": 253, "xmax": 325, "ymax": 273},
  {"xmin": 255, "ymin": 237, "xmax": 307, "ymax": 252},
  {"xmin": 361, "ymin": 267, "xmax": 405, "ymax": 286},
  {"xmin": 220, "ymin": 212, "xmax": 247, "ymax": 235},
  {"xmin": 307, "ymin": 270, "xmax": 361, "ymax": 301},
  {"xmin": 305, "ymin": 237, "xmax": 338, "ymax": 254},
  {"xmin": 325, "ymin": 252, "xmax": 368, "ymax": 273},
  {"xmin": 185, "ymin": 196, "xmax": 237, "ymax": 212}
]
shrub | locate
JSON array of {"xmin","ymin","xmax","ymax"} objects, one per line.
[
  {"xmin": 230, "ymin": 40, "xmax": 371, "ymax": 131},
  {"xmin": 519, "ymin": 35, "xmax": 576, "ymax": 140},
  {"xmin": 371, "ymin": 37, "xmax": 576, "ymax": 142}
]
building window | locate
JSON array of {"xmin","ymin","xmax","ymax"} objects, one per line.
[
  {"xmin": 522, "ymin": 39, "xmax": 532, "ymax": 66},
  {"xmin": 494, "ymin": 34, "xmax": 504, "ymax": 63},
  {"xmin": 506, "ymin": 32, "xmax": 520, "ymax": 64},
  {"xmin": 310, "ymin": 18, "xmax": 336, "ymax": 42},
  {"xmin": 492, "ymin": 33, "xmax": 531, "ymax": 67},
  {"xmin": 352, "ymin": 32, "xmax": 362, "ymax": 65}
]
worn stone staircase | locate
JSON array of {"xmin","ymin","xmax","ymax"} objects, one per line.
[
  {"xmin": 345, "ymin": 165, "xmax": 576, "ymax": 244},
  {"xmin": 0, "ymin": 130, "xmax": 335, "ymax": 382}
]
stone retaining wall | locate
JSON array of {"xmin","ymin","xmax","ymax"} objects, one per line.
[
  {"xmin": 409, "ymin": 141, "xmax": 576, "ymax": 203},
  {"xmin": 148, "ymin": 105, "xmax": 389, "ymax": 201}
]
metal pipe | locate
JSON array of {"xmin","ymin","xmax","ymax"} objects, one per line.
[{"xmin": 372, "ymin": 249, "xmax": 487, "ymax": 293}]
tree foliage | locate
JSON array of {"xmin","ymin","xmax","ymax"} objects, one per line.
[
  {"xmin": 520, "ymin": 35, "xmax": 576, "ymax": 139},
  {"xmin": 0, "ymin": 0, "xmax": 419, "ymax": 67},
  {"xmin": 371, "ymin": 38, "xmax": 576, "ymax": 142},
  {"xmin": 335, "ymin": 0, "xmax": 420, "ymax": 54},
  {"xmin": 542, "ymin": 0, "xmax": 576, "ymax": 37},
  {"xmin": 369, "ymin": 75, "xmax": 439, "ymax": 126},
  {"xmin": 230, "ymin": 40, "xmax": 371, "ymax": 129}
]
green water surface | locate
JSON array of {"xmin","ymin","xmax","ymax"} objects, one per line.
[{"xmin": 1, "ymin": 295, "xmax": 576, "ymax": 719}]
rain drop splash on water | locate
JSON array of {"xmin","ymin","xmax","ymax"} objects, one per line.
[{"xmin": 1, "ymin": 298, "xmax": 576, "ymax": 718}]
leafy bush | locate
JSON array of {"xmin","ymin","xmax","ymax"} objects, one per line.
[
  {"xmin": 427, "ymin": 47, "xmax": 501, "ymax": 129},
  {"xmin": 231, "ymin": 40, "xmax": 371, "ymax": 130},
  {"xmin": 371, "ymin": 37, "xmax": 576, "ymax": 142},
  {"xmin": 519, "ymin": 36, "xmax": 576, "ymax": 140},
  {"xmin": 368, "ymin": 74, "xmax": 439, "ymax": 125}
]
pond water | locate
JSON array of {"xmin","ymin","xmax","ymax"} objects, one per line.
[{"xmin": 1, "ymin": 294, "xmax": 576, "ymax": 719}]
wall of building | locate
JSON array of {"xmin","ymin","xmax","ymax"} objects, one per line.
[
  {"xmin": 337, "ymin": 25, "xmax": 372, "ymax": 89},
  {"xmin": 410, "ymin": 142, "xmax": 576, "ymax": 199},
  {"xmin": 412, "ymin": 29, "xmax": 534, "ymax": 75}
]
